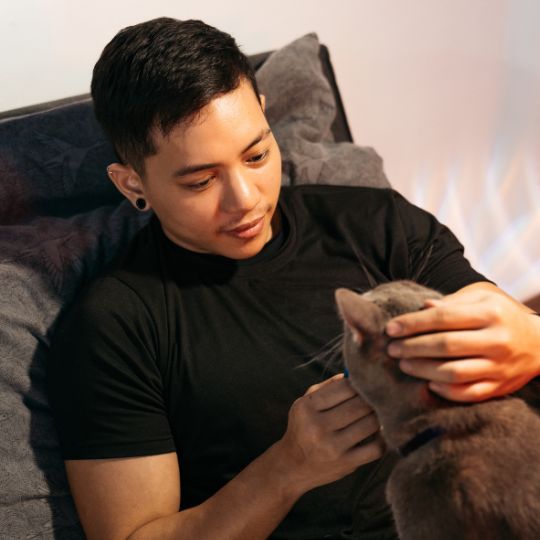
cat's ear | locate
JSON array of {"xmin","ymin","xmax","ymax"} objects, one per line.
[{"xmin": 335, "ymin": 288, "xmax": 385, "ymax": 345}]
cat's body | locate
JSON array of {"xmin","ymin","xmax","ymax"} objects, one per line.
[{"xmin": 336, "ymin": 281, "xmax": 540, "ymax": 540}]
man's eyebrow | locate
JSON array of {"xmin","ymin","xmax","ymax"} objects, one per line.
[
  {"xmin": 241, "ymin": 127, "xmax": 272, "ymax": 154},
  {"xmin": 172, "ymin": 128, "xmax": 272, "ymax": 179},
  {"xmin": 172, "ymin": 161, "xmax": 219, "ymax": 179}
]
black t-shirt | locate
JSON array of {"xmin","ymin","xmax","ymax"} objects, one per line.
[{"xmin": 47, "ymin": 185, "xmax": 488, "ymax": 540}]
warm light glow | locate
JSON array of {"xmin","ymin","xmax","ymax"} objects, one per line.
[{"xmin": 403, "ymin": 151, "xmax": 540, "ymax": 302}]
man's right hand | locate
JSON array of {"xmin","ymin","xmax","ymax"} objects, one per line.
[{"xmin": 277, "ymin": 373, "xmax": 384, "ymax": 494}]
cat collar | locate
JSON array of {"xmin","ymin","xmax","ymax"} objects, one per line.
[{"xmin": 397, "ymin": 426, "xmax": 446, "ymax": 458}]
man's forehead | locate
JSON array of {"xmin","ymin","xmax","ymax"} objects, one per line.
[
  {"xmin": 157, "ymin": 79, "xmax": 261, "ymax": 139},
  {"xmin": 158, "ymin": 108, "xmax": 266, "ymax": 156}
]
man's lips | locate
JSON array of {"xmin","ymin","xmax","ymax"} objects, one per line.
[
  {"xmin": 226, "ymin": 216, "xmax": 265, "ymax": 234},
  {"xmin": 223, "ymin": 215, "xmax": 266, "ymax": 239}
]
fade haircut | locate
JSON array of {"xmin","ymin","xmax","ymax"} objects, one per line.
[{"xmin": 91, "ymin": 17, "xmax": 260, "ymax": 176}]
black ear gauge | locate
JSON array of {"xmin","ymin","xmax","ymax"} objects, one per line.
[{"xmin": 135, "ymin": 198, "xmax": 147, "ymax": 210}]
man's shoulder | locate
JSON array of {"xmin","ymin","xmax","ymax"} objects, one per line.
[
  {"xmin": 280, "ymin": 184, "xmax": 400, "ymax": 220},
  {"xmin": 67, "ymin": 273, "xmax": 150, "ymax": 330},
  {"xmin": 281, "ymin": 183, "xmax": 394, "ymax": 197},
  {"xmin": 70, "ymin": 220, "xmax": 165, "ymax": 322},
  {"xmin": 281, "ymin": 183, "xmax": 396, "ymax": 206},
  {"xmin": 107, "ymin": 217, "xmax": 164, "ymax": 282}
]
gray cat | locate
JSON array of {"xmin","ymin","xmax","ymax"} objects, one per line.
[{"xmin": 335, "ymin": 280, "xmax": 540, "ymax": 540}]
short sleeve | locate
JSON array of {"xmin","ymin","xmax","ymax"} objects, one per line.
[
  {"xmin": 392, "ymin": 191, "xmax": 491, "ymax": 294},
  {"xmin": 47, "ymin": 276, "xmax": 176, "ymax": 460}
]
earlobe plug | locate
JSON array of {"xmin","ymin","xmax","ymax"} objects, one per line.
[{"xmin": 135, "ymin": 198, "xmax": 147, "ymax": 210}]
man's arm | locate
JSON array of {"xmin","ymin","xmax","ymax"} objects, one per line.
[
  {"xmin": 385, "ymin": 281, "xmax": 540, "ymax": 402},
  {"xmin": 65, "ymin": 375, "xmax": 384, "ymax": 540}
]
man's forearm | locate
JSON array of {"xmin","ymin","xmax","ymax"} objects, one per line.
[
  {"xmin": 127, "ymin": 440, "xmax": 305, "ymax": 540},
  {"xmin": 72, "ymin": 376, "xmax": 381, "ymax": 540},
  {"xmin": 452, "ymin": 281, "xmax": 536, "ymax": 313}
]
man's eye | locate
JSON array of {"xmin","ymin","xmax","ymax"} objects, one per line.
[
  {"xmin": 188, "ymin": 176, "xmax": 214, "ymax": 190},
  {"xmin": 247, "ymin": 150, "xmax": 269, "ymax": 163}
]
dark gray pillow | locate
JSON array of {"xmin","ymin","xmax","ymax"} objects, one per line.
[
  {"xmin": 0, "ymin": 33, "xmax": 389, "ymax": 540},
  {"xmin": 0, "ymin": 100, "xmax": 120, "ymax": 225},
  {"xmin": 257, "ymin": 33, "xmax": 390, "ymax": 189}
]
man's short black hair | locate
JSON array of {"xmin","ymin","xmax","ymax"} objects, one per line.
[{"xmin": 91, "ymin": 17, "xmax": 260, "ymax": 176}]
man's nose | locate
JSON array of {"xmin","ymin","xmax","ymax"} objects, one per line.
[{"xmin": 220, "ymin": 169, "xmax": 260, "ymax": 213}]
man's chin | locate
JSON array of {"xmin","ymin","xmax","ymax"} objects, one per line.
[
  {"xmin": 223, "ymin": 243, "xmax": 265, "ymax": 261},
  {"xmin": 219, "ymin": 234, "xmax": 270, "ymax": 260},
  {"xmin": 218, "ymin": 221, "xmax": 275, "ymax": 260}
]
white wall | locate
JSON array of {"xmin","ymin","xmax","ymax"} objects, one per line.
[{"xmin": 2, "ymin": 0, "xmax": 539, "ymax": 301}]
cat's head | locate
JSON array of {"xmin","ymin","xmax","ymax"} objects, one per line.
[{"xmin": 335, "ymin": 281, "xmax": 444, "ymax": 428}]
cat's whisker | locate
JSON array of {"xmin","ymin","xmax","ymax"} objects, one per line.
[{"xmin": 295, "ymin": 332, "xmax": 345, "ymax": 377}]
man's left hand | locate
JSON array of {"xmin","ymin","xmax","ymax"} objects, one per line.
[{"xmin": 385, "ymin": 282, "xmax": 540, "ymax": 402}]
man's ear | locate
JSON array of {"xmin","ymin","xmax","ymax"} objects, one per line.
[{"xmin": 106, "ymin": 163, "xmax": 149, "ymax": 210}]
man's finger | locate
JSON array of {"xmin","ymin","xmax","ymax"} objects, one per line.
[
  {"xmin": 337, "ymin": 415, "xmax": 382, "ymax": 451},
  {"xmin": 428, "ymin": 379, "xmax": 501, "ymax": 403},
  {"xmin": 398, "ymin": 357, "xmax": 498, "ymax": 384},
  {"xmin": 386, "ymin": 303, "xmax": 491, "ymax": 337},
  {"xmin": 387, "ymin": 330, "xmax": 496, "ymax": 359},
  {"xmin": 344, "ymin": 434, "xmax": 386, "ymax": 467},
  {"xmin": 320, "ymin": 395, "xmax": 374, "ymax": 430},
  {"xmin": 305, "ymin": 374, "xmax": 358, "ymax": 411}
]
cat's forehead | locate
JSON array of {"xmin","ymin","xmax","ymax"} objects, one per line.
[{"xmin": 363, "ymin": 281, "xmax": 442, "ymax": 314}]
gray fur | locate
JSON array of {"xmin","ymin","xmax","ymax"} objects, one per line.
[{"xmin": 336, "ymin": 280, "xmax": 540, "ymax": 540}]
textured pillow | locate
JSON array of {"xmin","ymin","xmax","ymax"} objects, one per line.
[
  {"xmin": 0, "ymin": 204, "xmax": 149, "ymax": 539},
  {"xmin": 0, "ymin": 101, "xmax": 120, "ymax": 225},
  {"xmin": 257, "ymin": 33, "xmax": 390, "ymax": 189},
  {"xmin": 0, "ymin": 34, "xmax": 389, "ymax": 539}
]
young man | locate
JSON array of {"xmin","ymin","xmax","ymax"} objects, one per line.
[{"xmin": 47, "ymin": 17, "xmax": 540, "ymax": 540}]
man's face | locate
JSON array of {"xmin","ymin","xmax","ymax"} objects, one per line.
[{"xmin": 141, "ymin": 79, "xmax": 282, "ymax": 260}]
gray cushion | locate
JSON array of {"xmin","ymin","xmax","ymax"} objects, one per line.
[
  {"xmin": 0, "ymin": 99, "xmax": 120, "ymax": 225},
  {"xmin": 257, "ymin": 33, "xmax": 390, "ymax": 189},
  {"xmin": 0, "ymin": 34, "xmax": 389, "ymax": 539},
  {"xmin": 0, "ymin": 204, "xmax": 149, "ymax": 539}
]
